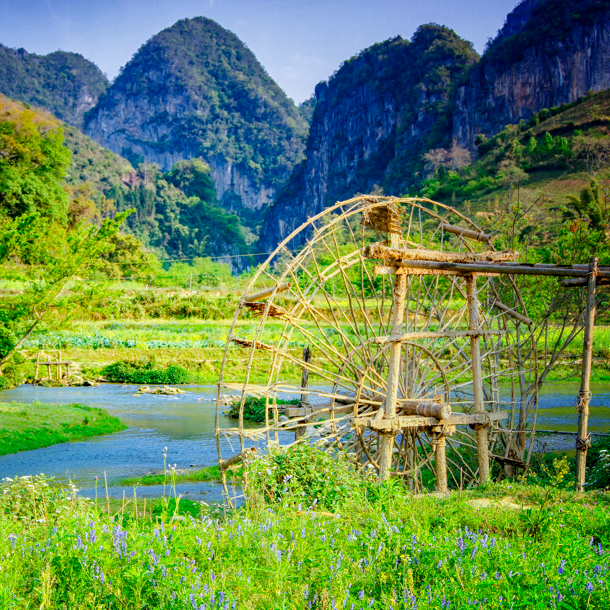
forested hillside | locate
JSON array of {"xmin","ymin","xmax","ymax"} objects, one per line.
[
  {"xmin": 0, "ymin": 44, "xmax": 108, "ymax": 128},
  {"xmin": 260, "ymin": 25, "xmax": 478, "ymax": 250},
  {"xmin": 85, "ymin": 17, "xmax": 308, "ymax": 231},
  {"xmin": 63, "ymin": 113, "xmax": 250, "ymax": 260}
]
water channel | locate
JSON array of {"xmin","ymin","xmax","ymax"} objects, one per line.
[{"xmin": 0, "ymin": 382, "xmax": 608, "ymax": 499}]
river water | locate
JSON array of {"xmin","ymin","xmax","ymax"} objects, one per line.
[{"xmin": 0, "ymin": 382, "xmax": 608, "ymax": 496}]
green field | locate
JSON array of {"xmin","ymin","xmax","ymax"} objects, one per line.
[
  {"xmin": 0, "ymin": 446, "xmax": 608, "ymax": 609},
  {"xmin": 0, "ymin": 402, "xmax": 127, "ymax": 455}
]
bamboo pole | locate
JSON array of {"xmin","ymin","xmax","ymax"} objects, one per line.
[
  {"xmin": 379, "ymin": 250, "xmax": 408, "ymax": 482},
  {"xmin": 575, "ymin": 257, "xmax": 598, "ymax": 492},
  {"xmin": 435, "ymin": 436, "xmax": 448, "ymax": 493},
  {"xmin": 440, "ymin": 222, "xmax": 491, "ymax": 243},
  {"xmin": 466, "ymin": 274, "xmax": 490, "ymax": 484},
  {"xmin": 296, "ymin": 346, "xmax": 311, "ymax": 441},
  {"xmin": 244, "ymin": 282, "xmax": 292, "ymax": 302},
  {"xmin": 391, "ymin": 259, "xmax": 610, "ymax": 278}
]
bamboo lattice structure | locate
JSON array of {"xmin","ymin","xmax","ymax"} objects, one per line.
[{"xmin": 215, "ymin": 196, "xmax": 606, "ymax": 495}]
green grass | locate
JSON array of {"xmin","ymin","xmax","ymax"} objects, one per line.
[
  {"xmin": 0, "ymin": 401, "xmax": 127, "ymax": 455},
  {"xmin": 116, "ymin": 464, "xmax": 238, "ymax": 486},
  {"xmin": 1, "ymin": 447, "xmax": 609, "ymax": 609}
]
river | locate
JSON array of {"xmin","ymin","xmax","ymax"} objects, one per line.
[{"xmin": 0, "ymin": 382, "xmax": 608, "ymax": 497}]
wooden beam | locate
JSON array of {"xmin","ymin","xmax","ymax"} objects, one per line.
[
  {"xmin": 389, "ymin": 259, "xmax": 610, "ymax": 278},
  {"xmin": 492, "ymin": 300, "xmax": 532, "ymax": 326},
  {"xmin": 354, "ymin": 410, "xmax": 507, "ymax": 432},
  {"xmin": 372, "ymin": 329, "xmax": 503, "ymax": 344},
  {"xmin": 363, "ymin": 242, "xmax": 518, "ymax": 263},
  {"xmin": 441, "ymin": 222, "xmax": 491, "ymax": 243},
  {"xmin": 244, "ymin": 282, "xmax": 291, "ymax": 302}
]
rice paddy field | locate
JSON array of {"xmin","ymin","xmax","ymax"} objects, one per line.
[{"xmin": 20, "ymin": 318, "xmax": 610, "ymax": 385}]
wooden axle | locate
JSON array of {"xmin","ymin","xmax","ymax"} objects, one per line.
[
  {"xmin": 285, "ymin": 398, "xmax": 451, "ymax": 420},
  {"xmin": 354, "ymin": 410, "xmax": 507, "ymax": 432}
]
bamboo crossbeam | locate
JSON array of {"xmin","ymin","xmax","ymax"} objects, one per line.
[
  {"xmin": 492, "ymin": 300, "xmax": 532, "ymax": 326},
  {"xmin": 372, "ymin": 330, "xmax": 504, "ymax": 344},
  {"xmin": 243, "ymin": 282, "xmax": 291, "ymax": 302},
  {"xmin": 441, "ymin": 222, "xmax": 491, "ymax": 243},
  {"xmin": 364, "ymin": 243, "xmax": 518, "ymax": 263},
  {"xmin": 560, "ymin": 277, "xmax": 610, "ymax": 288},
  {"xmin": 386, "ymin": 259, "xmax": 610, "ymax": 278}
]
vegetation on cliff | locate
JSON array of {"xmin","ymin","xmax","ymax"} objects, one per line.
[
  {"xmin": 85, "ymin": 17, "xmax": 308, "ymax": 189},
  {"xmin": 484, "ymin": 0, "xmax": 610, "ymax": 66},
  {"xmin": 0, "ymin": 44, "xmax": 108, "ymax": 128}
]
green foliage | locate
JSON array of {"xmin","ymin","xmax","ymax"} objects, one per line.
[
  {"xmin": 483, "ymin": 0, "xmax": 610, "ymax": 66},
  {"xmin": 587, "ymin": 435, "xmax": 610, "ymax": 489},
  {"xmin": 224, "ymin": 396, "xmax": 299, "ymax": 423},
  {"xmin": 0, "ymin": 95, "xmax": 71, "ymax": 220},
  {"xmin": 0, "ymin": 45, "xmax": 108, "ymax": 128},
  {"xmin": 102, "ymin": 360, "xmax": 192, "ymax": 384},
  {"xmin": 245, "ymin": 443, "xmax": 365, "ymax": 510},
  {"xmin": 0, "ymin": 462, "xmax": 610, "ymax": 608},
  {"xmin": 152, "ymin": 497, "xmax": 201, "ymax": 519}
]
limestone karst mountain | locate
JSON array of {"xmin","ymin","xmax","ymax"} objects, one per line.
[{"xmin": 84, "ymin": 17, "xmax": 309, "ymax": 226}]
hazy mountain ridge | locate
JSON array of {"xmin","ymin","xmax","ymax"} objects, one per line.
[
  {"xmin": 453, "ymin": 0, "xmax": 610, "ymax": 151},
  {"xmin": 261, "ymin": 0, "xmax": 610, "ymax": 250},
  {"xmin": 260, "ymin": 26, "xmax": 478, "ymax": 250}
]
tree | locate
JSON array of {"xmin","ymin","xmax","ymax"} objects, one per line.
[
  {"xmin": 574, "ymin": 136, "xmax": 610, "ymax": 177},
  {"xmin": 0, "ymin": 95, "xmax": 71, "ymax": 220}
]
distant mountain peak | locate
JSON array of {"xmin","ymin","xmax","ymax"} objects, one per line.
[{"xmin": 0, "ymin": 43, "xmax": 108, "ymax": 128}]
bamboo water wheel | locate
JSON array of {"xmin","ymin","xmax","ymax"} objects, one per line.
[{"xmin": 216, "ymin": 197, "xmax": 538, "ymax": 491}]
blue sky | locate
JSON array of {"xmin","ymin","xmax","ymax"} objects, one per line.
[{"xmin": 0, "ymin": 0, "xmax": 519, "ymax": 103}]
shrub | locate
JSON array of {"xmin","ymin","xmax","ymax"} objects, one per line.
[
  {"xmin": 224, "ymin": 396, "xmax": 299, "ymax": 423},
  {"xmin": 103, "ymin": 360, "xmax": 192, "ymax": 384},
  {"xmin": 245, "ymin": 443, "xmax": 365, "ymax": 510}
]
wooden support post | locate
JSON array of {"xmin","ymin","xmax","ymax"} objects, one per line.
[
  {"xmin": 57, "ymin": 351, "xmax": 62, "ymax": 382},
  {"xmin": 435, "ymin": 435, "xmax": 448, "ymax": 493},
  {"xmin": 466, "ymin": 274, "xmax": 490, "ymax": 484},
  {"xmin": 296, "ymin": 346, "xmax": 312, "ymax": 441},
  {"xmin": 575, "ymin": 257, "xmax": 598, "ymax": 492},
  {"xmin": 379, "ymin": 252, "xmax": 407, "ymax": 481},
  {"xmin": 34, "ymin": 353, "xmax": 40, "ymax": 382}
]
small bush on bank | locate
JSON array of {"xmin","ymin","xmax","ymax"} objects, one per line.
[
  {"xmin": 224, "ymin": 396, "xmax": 299, "ymax": 423},
  {"xmin": 103, "ymin": 360, "xmax": 192, "ymax": 384},
  {"xmin": 244, "ymin": 443, "xmax": 366, "ymax": 510}
]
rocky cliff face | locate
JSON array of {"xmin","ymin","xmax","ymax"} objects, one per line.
[
  {"xmin": 260, "ymin": 26, "xmax": 477, "ymax": 250},
  {"xmin": 85, "ymin": 17, "xmax": 307, "ymax": 216},
  {"xmin": 0, "ymin": 45, "xmax": 108, "ymax": 128},
  {"xmin": 453, "ymin": 0, "xmax": 610, "ymax": 150}
]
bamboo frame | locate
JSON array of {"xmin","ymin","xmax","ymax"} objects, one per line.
[{"xmin": 215, "ymin": 196, "xmax": 550, "ymax": 500}]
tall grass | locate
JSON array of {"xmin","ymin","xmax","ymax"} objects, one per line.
[{"xmin": 1, "ymin": 446, "xmax": 609, "ymax": 609}]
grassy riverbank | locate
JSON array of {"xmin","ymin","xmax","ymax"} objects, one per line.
[
  {"xmin": 116, "ymin": 464, "xmax": 236, "ymax": 487},
  {"xmin": 1, "ymin": 446, "xmax": 609, "ymax": 609},
  {"xmin": 0, "ymin": 402, "xmax": 126, "ymax": 455}
]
